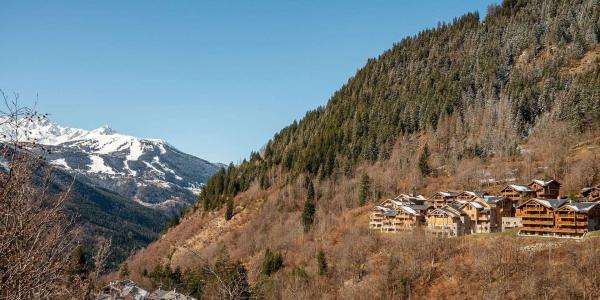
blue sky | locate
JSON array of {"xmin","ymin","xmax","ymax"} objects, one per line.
[{"xmin": 1, "ymin": 0, "xmax": 499, "ymax": 163}]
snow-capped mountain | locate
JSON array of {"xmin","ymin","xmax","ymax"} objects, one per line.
[{"xmin": 11, "ymin": 119, "xmax": 220, "ymax": 213}]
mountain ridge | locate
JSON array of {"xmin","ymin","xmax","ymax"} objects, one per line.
[{"xmin": 6, "ymin": 119, "xmax": 220, "ymax": 214}]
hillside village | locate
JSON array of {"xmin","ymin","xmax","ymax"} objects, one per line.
[{"xmin": 370, "ymin": 180, "xmax": 600, "ymax": 238}]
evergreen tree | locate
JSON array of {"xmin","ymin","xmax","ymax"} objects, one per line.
[
  {"xmin": 261, "ymin": 248, "xmax": 284, "ymax": 276},
  {"xmin": 169, "ymin": 215, "xmax": 180, "ymax": 228},
  {"xmin": 317, "ymin": 250, "xmax": 328, "ymax": 276},
  {"xmin": 418, "ymin": 144, "xmax": 431, "ymax": 176},
  {"xmin": 225, "ymin": 198, "xmax": 234, "ymax": 221},
  {"xmin": 359, "ymin": 174, "xmax": 370, "ymax": 206},
  {"xmin": 302, "ymin": 180, "xmax": 316, "ymax": 232}
]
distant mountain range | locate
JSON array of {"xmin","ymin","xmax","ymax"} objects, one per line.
[
  {"xmin": 0, "ymin": 119, "xmax": 220, "ymax": 266},
  {"xmin": 19, "ymin": 120, "xmax": 220, "ymax": 214}
]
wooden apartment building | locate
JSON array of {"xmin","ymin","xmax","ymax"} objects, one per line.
[
  {"xmin": 370, "ymin": 199, "xmax": 426, "ymax": 232},
  {"xmin": 554, "ymin": 202, "xmax": 600, "ymax": 237},
  {"xmin": 528, "ymin": 179, "xmax": 561, "ymax": 199},
  {"xmin": 427, "ymin": 191, "xmax": 459, "ymax": 208},
  {"xmin": 516, "ymin": 198, "xmax": 569, "ymax": 236},
  {"xmin": 426, "ymin": 204, "xmax": 466, "ymax": 237},
  {"xmin": 500, "ymin": 184, "xmax": 534, "ymax": 204},
  {"xmin": 581, "ymin": 186, "xmax": 600, "ymax": 202}
]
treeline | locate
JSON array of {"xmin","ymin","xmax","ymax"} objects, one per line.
[{"xmin": 197, "ymin": 0, "xmax": 600, "ymax": 210}]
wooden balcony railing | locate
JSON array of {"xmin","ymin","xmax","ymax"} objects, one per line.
[{"xmin": 521, "ymin": 219, "xmax": 554, "ymax": 226}]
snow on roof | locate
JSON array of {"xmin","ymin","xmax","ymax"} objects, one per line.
[
  {"xmin": 469, "ymin": 201, "xmax": 484, "ymax": 209},
  {"xmin": 563, "ymin": 202, "xmax": 598, "ymax": 212},
  {"xmin": 398, "ymin": 205, "xmax": 420, "ymax": 216},
  {"xmin": 509, "ymin": 184, "xmax": 534, "ymax": 192},
  {"xmin": 431, "ymin": 207, "xmax": 460, "ymax": 218},
  {"xmin": 463, "ymin": 191, "xmax": 486, "ymax": 198},
  {"xmin": 531, "ymin": 179, "xmax": 559, "ymax": 187},
  {"xmin": 483, "ymin": 195, "xmax": 505, "ymax": 203},
  {"xmin": 375, "ymin": 206, "xmax": 398, "ymax": 216},
  {"xmin": 534, "ymin": 198, "xmax": 568, "ymax": 209}
]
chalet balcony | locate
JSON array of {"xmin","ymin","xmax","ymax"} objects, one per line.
[
  {"xmin": 556, "ymin": 220, "xmax": 588, "ymax": 227},
  {"xmin": 517, "ymin": 213, "xmax": 553, "ymax": 219},
  {"xmin": 521, "ymin": 219, "xmax": 554, "ymax": 226},
  {"xmin": 556, "ymin": 215, "xmax": 587, "ymax": 220}
]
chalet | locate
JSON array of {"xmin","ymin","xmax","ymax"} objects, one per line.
[
  {"xmin": 369, "ymin": 206, "xmax": 395, "ymax": 231},
  {"xmin": 456, "ymin": 191, "xmax": 488, "ymax": 202},
  {"xmin": 500, "ymin": 184, "xmax": 534, "ymax": 204},
  {"xmin": 98, "ymin": 280, "xmax": 150, "ymax": 300},
  {"xmin": 477, "ymin": 195, "xmax": 513, "ymax": 227},
  {"xmin": 516, "ymin": 198, "xmax": 568, "ymax": 236},
  {"xmin": 581, "ymin": 186, "xmax": 600, "ymax": 202},
  {"xmin": 553, "ymin": 202, "xmax": 600, "ymax": 237},
  {"xmin": 459, "ymin": 200, "xmax": 492, "ymax": 233},
  {"xmin": 528, "ymin": 179, "xmax": 561, "ymax": 199},
  {"xmin": 370, "ymin": 205, "xmax": 424, "ymax": 232},
  {"xmin": 426, "ymin": 204, "xmax": 466, "ymax": 236},
  {"xmin": 427, "ymin": 191, "xmax": 459, "ymax": 208},
  {"xmin": 394, "ymin": 193, "xmax": 427, "ymax": 205}
]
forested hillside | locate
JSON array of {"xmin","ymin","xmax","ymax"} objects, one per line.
[
  {"xmin": 118, "ymin": 0, "xmax": 600, "ymax": 298},
  {"xmin": 200, "ymin": 0, "xmax": 599, "ymax": 210}
]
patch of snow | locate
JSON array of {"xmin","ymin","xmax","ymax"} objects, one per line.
[
  {"xmin": 50, "ymin": 158, "xmax": 71, "ymax": 170},
  {"xmin": 87, "ymin": 155, "xmax": 116, "ymax": 174},
  {"xmin": 126, "ymin": 139, "xmax": 144, "ymax": 161}
]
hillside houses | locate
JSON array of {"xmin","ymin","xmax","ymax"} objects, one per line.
[
  {"xmin": 97, "ymin": 280, "xmax": 197, "ymax": 300},
  {"xmin": 517, "ymin": 199, "xmax": 600, "ymax": 238},
  {"xmin": 581, "ymin": 185, "xmax": 600, "ymax": 202},
  {"xmin": 370, "ymin": 179, "xmax": 600, "ymax": 239},
  {"xmin": 528, "ymin": 179, "xmax": 561, "ymax": 198},
  {"xmin": 500, "ymin": 184, "xmax": 534, "ymax": 204}
]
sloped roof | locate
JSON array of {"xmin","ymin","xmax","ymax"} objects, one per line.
[
  {"xmin": 483, "ymin": 195, "xmax": 505, "ymax": 204},
  {"xmin": 508, "ymin": 184, "xmax": 534, "ymax": 192},
  {"xmin": 428, "ymin": 207, "xmax": 460, "ymax": 218},
  {"xmin": 374, "ymin": 206, "xmax": 398, "ymax": 216},
  {"xmin": 461, "ymin": 191, "xmax": 487, "ymax": 198},
  {"xmin": 398, "ymin": 205, "xmax": 420, "ymax": 216},
  {"xmin": 438, "ymin": 191, "xmax": 459, "ymax": 197},
  {"xmin": 468, "ymin": 201, "xmax": 484, "ymax": 209},
  {"xmin": 534, "ymin": 198, "xmax": 569, "ymax": 209},
  {"xmin": 561, "ymin": 202, "xmax": 598, "ymax": 212},
  {"xmin": 530, "ymin": 179, "xmax": 560, "ymax": 187},
  {"xmin": 581, "ymin": 186, "xmax": 600, "ymax": 195}
]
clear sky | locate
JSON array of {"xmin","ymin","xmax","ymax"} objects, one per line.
[{"xmin": 1, "ymin": 0, "xmax": 500, "ymax": 164}]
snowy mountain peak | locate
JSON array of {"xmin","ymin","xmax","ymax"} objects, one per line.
[
  {"xmin": 91, "ymin": 125, "xmax": 117, "ymax": 135},
  {"xmin": 6, "ymin": 119, "xmax": 219, "ymax": 213}
]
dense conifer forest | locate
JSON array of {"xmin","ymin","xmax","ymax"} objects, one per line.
[
  {"xmin": 120, "ymin": 0, "xmax": 600, "ymax": 298},
  {"xmin": 199, "ymin": 0, "xmax": 600, "ymax": 211}
]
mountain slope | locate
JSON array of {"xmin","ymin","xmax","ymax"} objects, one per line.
[
  {"xmin": 18, "ymin": 120, "xmax": 220, "ymax": 214},
  {"xmin": 48, "ymin": 166, "xmax": 170, "ymax": 268},
  {"xmin": 120, "ymin": 0, "xmax": 600, "ymax": 298}
]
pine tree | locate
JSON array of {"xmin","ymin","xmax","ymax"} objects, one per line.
[
  {"xmin": 302, "ymin": 180, "xmax": 316, "ymax": 232},
  {"xmin": 359, "ymin": 174, "xmax": 370, "ymax": 206},
  {"xmin": 317, "ymin": 250, "xmax": 328, "ymax": 276},
  {"xmin": 225, "ymin": 198, "xmax": 234, "ymax": 221},
  {"xmin": 261, "ymin": 248, "xmax": 283, "ymax": 276},
  {"xmin": 418, "ymin": 144, "xmax": 431, "ymax": 176}
]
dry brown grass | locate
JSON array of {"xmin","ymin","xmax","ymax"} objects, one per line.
[{"xmin": 114, "ymin": 116, "xmax": 600, "ymax": 299}]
